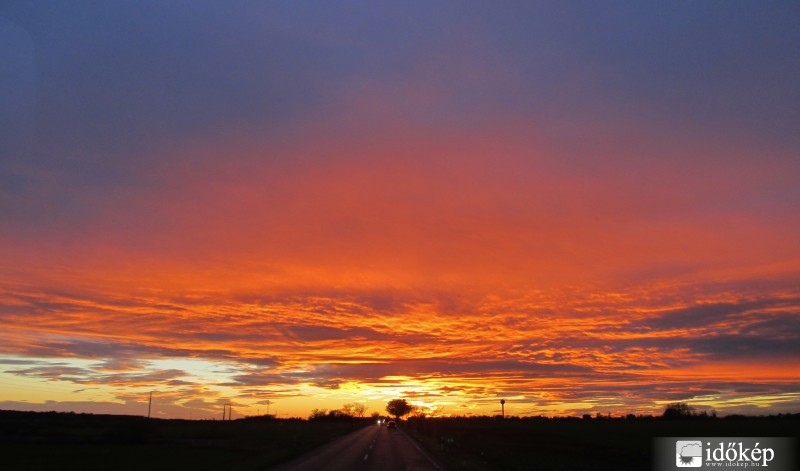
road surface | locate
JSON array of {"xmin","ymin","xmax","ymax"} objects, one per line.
[{"xmin": 274, "ymin": 423, "xmax": 442, "ymax": 471}]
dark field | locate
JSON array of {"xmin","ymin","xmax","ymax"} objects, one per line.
[
  {"xmin": 405, "ymin": 415, "xmax": 800, "ymax": 470},
  {"xmin": 0, "ymin": 410, "xmax": 363, "ymax": 471},
  {"xmin": 1, "ymin": 410, "xmax": 797, "ymax": 470}
]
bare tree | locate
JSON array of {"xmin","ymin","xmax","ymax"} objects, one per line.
[
  {"xmin": 341, "ymin": 403, "xmax": 356, "ymax": 417},
  {"xmin": 662, "ymin": 402, "xmax": 695, "ymax": 418},
  {"xmin": 352, "ymin": 403, "xmax": 367, "ymax": 418},
  {"xmin": 428, "ymin": 404, "xmax": 445, "ymax": 417}
]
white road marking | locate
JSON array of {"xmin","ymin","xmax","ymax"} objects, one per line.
[{"xmin": 363, "ymin": 454, "xmax": 369, "ymax": 461}]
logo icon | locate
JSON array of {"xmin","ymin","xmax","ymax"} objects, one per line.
[{"xmin": 676, "ymin": 440, "xmax": 703, "ymax": 467}]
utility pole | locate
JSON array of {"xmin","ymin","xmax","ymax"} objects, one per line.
[
  {"xmin": 147, "ymin": 391, "xmax": 153, "ymax": 419},
  {"xmin": 266, "ymin": 399, "xmax": 271, "ymax": 416}
]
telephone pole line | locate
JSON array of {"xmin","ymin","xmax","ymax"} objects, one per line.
[{"xmin": 222, "ymin": 403, "xmax": 233, "ymax": 421}]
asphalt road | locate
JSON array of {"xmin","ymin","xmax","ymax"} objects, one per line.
[{"xmin": 274, "ymin": 423, "xmax": 442, "ymax": 471}]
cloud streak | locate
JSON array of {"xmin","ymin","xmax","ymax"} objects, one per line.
[{"xmin": 1, "ymin": 277, "xmax": 798, "ymax": 416}]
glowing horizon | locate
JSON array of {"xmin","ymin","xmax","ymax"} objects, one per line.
[{"xmin": 1, "ymin": 2, "xmax": 799, "ymax": 419}]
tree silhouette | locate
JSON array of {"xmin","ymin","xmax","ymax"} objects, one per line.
[
  {"xmin": 352, "ymin": 403, "xmax": 367, "ymax": 418},
  {"xmin": 341, "ymin": 403, "xmax": 368, "ymax": 418},
  {"xmin": 386, "ymin": 399, "xmax": 413, "ymax": 420},
  {"xmin": 662, "ymin": 402, "xmax": 695, "ymax": 418}
]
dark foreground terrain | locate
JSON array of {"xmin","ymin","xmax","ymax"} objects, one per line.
[
  {"xmin": 0, "ymin": 410, "xmax": 363, "ymax": 471},
  {"xmin": 1, "ymin": 410, "xmax": 797, "ymax": 470},
  {"xmin": 405, "ymin": 414, "xmax": 800, "ymax": 470}
]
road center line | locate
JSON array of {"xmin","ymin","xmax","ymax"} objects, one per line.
[{"xmin": 363, "ymin": 454, "xmax": 369, "ymax": 461}]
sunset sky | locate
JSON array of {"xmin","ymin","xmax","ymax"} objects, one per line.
[{"xmin": 1, "ymin": 2, "xmax": 799, "ymax": 419}]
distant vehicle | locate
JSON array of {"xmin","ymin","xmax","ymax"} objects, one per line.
[{"xmin": 386, "ymin": 420, "xmax": 397, "ymax": 429}]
